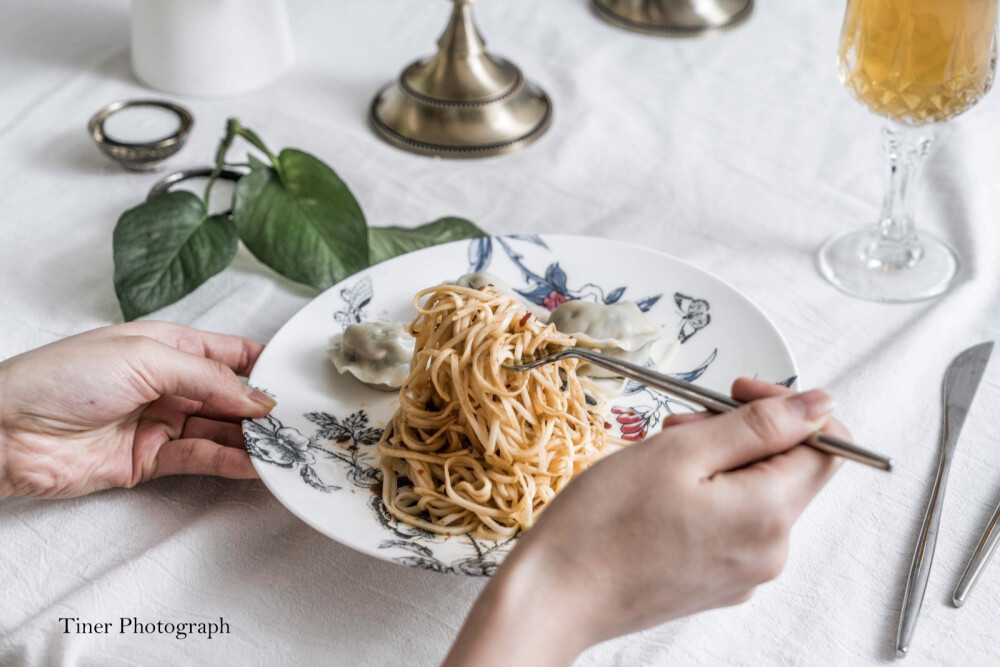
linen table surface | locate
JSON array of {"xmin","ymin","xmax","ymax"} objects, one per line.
[{"xmin": 1, "ymin": 1, "xmax": 999, "ymax": 665}]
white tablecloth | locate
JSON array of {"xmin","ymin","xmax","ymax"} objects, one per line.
[{"xmin": 2, "ymin": 1, "xmax": 1000, "ymax": 665}]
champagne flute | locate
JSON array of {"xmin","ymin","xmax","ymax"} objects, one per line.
[{"xmin": 819, "ymin": 0, "xmax": 998, "ymax": 302}]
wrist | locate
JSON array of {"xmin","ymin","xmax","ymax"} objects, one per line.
[{"xmin": 443, "ymin": 536, "xmax": 597, "ymax": 667}]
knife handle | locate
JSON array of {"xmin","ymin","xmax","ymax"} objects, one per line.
[
  {"xmin": 952, "ymin": 498, "xmax": 1000, "ymax": 607},
  {"xmin": 896, "ymin": 456, "xmax": 952, "ymax": 658}
]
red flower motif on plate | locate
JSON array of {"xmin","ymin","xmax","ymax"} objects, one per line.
[
  {"xmin": 610, "ymin": 406, "xmax": 651, "ymax": 442},
  {"xmin": 543, "ymin": 291, "xmax": 567, "ymax": 311}
]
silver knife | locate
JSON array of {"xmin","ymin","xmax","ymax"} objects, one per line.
[{"xmin": 895, "ymin": 341, "xmax": 993, "ymax": 659}]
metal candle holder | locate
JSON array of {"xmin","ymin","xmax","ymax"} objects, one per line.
[
  {"xmin": 369, "ymin": 0, "xmax": 552, "ymax": 158},
  {"xmin": 592, "ymin": 0, "xmax": 753, "ymax": 36}
]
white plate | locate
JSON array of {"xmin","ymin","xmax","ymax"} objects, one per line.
[{"xmin": 244, "ymin": 235, "xmax": 798, "ymax": 576}]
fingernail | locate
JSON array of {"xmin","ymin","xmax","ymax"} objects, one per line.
[
  {"xmin": 786, "ymin": 389, "xmax": 835, "ymax": 423},
  {"xmin": 245, "ymin": 385, "xmax": 277, "ymax": 409}
]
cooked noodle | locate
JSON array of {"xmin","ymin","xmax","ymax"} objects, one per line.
[{"xmin": 378, "ymin": 285, "xmax": 612, "ymax": 540}]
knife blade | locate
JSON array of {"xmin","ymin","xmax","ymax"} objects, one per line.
[
  {"xmin": 942, "ymin": 342, "xmax": 994, "ymax": 446},
  {"xmin": 895, "ymin": 341, "xmax": 993, "ymax": 658}
]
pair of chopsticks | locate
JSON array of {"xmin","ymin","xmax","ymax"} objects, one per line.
[{"xmin": 504, "ymin": 345, "xmax": 892, "ymax": 471}]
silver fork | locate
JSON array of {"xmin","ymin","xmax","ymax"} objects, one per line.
[{"xmin": 504, "ymin": 346, "xmax": 892, "ymax": 471}]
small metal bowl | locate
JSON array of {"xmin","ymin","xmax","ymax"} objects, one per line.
[{"xmin": 88, "ymin": 100, "xmax": 193, "ymax": 171}]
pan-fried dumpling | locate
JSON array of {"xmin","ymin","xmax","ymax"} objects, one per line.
[
  {"xmin": 548, "ymin": 300, "xmax": 676, "ymax": 376},
  {"xmin": 328, "ymin": 322, "xmax": 414, "ymax": 391}
]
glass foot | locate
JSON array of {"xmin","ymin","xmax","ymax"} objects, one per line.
[{"xmin": 817, "ymin": 225, "xmax": 960, "ymax": 302}]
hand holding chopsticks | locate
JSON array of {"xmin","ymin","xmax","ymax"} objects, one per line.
[{"xmin": 505, "ymin": 346, "xmax": 892, "ymax": 471}]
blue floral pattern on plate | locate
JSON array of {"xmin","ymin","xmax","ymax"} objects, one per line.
[{"xmin": 245, "ymin": 235, "xmax": 798, "ymax": 575}]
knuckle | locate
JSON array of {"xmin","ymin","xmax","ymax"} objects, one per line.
[
  {"xmin": 745, "ymin": 514, "xmax": 772, "ymax": 543},
  {"xmin": 211, "ymin": 446, "xmax": 230, "ymax": 475},
  {"xmin": 120, "ymin": 334, "xmax": 155, "ymax": 354},
  {"xmin": 743, "ymin": 401, "xmax": 787, "ymax": 444},
  {"xmin": 118, "ymin": 336, "xmax": 170, "ymax": 394},
  {"xmin": 180, "ymin": 440, "xmax": 197, "ymax": 466},
  {"xmin": 761, "ymin": 497, "xmax": 792, "ymax": 535},
  {"xmin": 206, "ymin": 358, "xmax": 236, "ymax": 386},
  {"xmin": 757, "ymin": 513, "xmax": 785, "ymax": 542},
  {"xmin": 108, "ymin": 322, "xmax": 143, "ymax": 337},
  {"xmin": 138, "ymin": 319, "xmax": 177, "ymax": 334},
  {"xmin": 117, "ymin": 321, "xmax": 176, "ymax": 340},
  {"xmin": 730, "ymin": 587, "xmax": 756, "ymax": 606},
  {"xmin": 755, "ymin": 543, "xmax": 789, "ymax": 583},
  {"xmin": 665, "ymin": 438, "xmax": 701, "ymax": 471},
  {"xmin": 119, "ymin": 336, "xmax": 161, "ymax": 372},
  {"xmin": 238, "ymin": 342, "xmax": 253, "ymax": 376},
  {"xmin": 741, "ymin": 504, "xmax": 791, "ymax": 545}
]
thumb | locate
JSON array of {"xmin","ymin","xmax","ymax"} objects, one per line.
[
  {"xmin": 125, "ymin": 337, "xmax": 276, "ymax": 417},
  {"xmin": 687, "ymin": 389, "xmax": 835, "ymax": 473}
]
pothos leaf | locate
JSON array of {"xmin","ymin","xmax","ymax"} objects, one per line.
[
  {"xmin": 368, "ymin": 217, "xmax": 487, "ymax": 266},
  {"xmin": 233, "ymin": 151, "xmax": 368, "ymax": 289},
  {"xmin": 113, "ymin": 191, "xmax": 238, "ymax": 321},
  {"xmin": 112, "ymin": 121, "xmax": 487, "ymax": 316}
]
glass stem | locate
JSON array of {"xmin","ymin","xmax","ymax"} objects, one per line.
[{"xmin": 867, "ymin": 123, "xmax": 933, "ymax": 269}]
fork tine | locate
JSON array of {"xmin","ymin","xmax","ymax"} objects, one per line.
[
  {"xmin": 503, "ymin": 357, "xmax": 544, "ymax": 371},
  {"xmin": 502, "ymin": 348, "xmax": 565, "ymax": 371}
]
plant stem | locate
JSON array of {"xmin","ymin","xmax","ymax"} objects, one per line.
[
  {"xmin": 230, "ymin": 119, "xmax": 280, "ymax": 166},
  {"xmin": 204, "ymin": 119, "xmax": 239, "ymax": 205},
  {"xmin": 203, "ymin": 119, "xmax": 281, "ymax": 209}
]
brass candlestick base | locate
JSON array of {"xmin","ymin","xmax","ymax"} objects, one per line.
[
  {"xmin": 369, "ymin": 0, "xmax": 551, "ymax": 158},
  {"xmin": 593, "ymin": 0, "xmax": 753, "ymax": 36}
]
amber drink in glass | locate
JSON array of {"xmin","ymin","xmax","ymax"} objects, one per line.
[{"xmin": 819, "ymin": 0, "xmax": 998, "ymax": 301}]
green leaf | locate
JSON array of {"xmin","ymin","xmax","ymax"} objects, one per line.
[
  {"xmin": 233, "ymin": 151, "xmax": 368, "ymax": 289},
  {"xmin": 368, "ymin": 217, "xmax": 487, "ymax": 265},
  {"xmin": 113, "ymin": 191, "xmax": 238, "ymax": 321}
]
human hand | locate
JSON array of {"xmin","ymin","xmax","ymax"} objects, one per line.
[
  {"xmin": 444, "ymin": 378, "xmax": 848, "ymax": 666},
  {"xmin": 0, "ymin": 322, "xmax": 275, "ymax": 499}
]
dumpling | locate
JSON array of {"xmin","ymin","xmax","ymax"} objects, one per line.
[
  {"xmin": 451, "ymin": 271, "xmax": 549, "ymax": 319},
  {"xmin": 328, "ymin": 322, "xmax": 414, "ymax": 391},
  {"xmin": 549, "ymin": 300, "xmax": 658, "ymax": 351},
  {"xmin": 452, "ymin": 270, "xmax": 513, "ymax": 294},
  {"xmin": 548, "ymin": 300, "xmax": 677, "ymax": 376}
]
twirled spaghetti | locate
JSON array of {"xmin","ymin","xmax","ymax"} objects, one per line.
[{"xmin": 378, "ymin": 285, "xmax": 611, "ymax": 540}]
